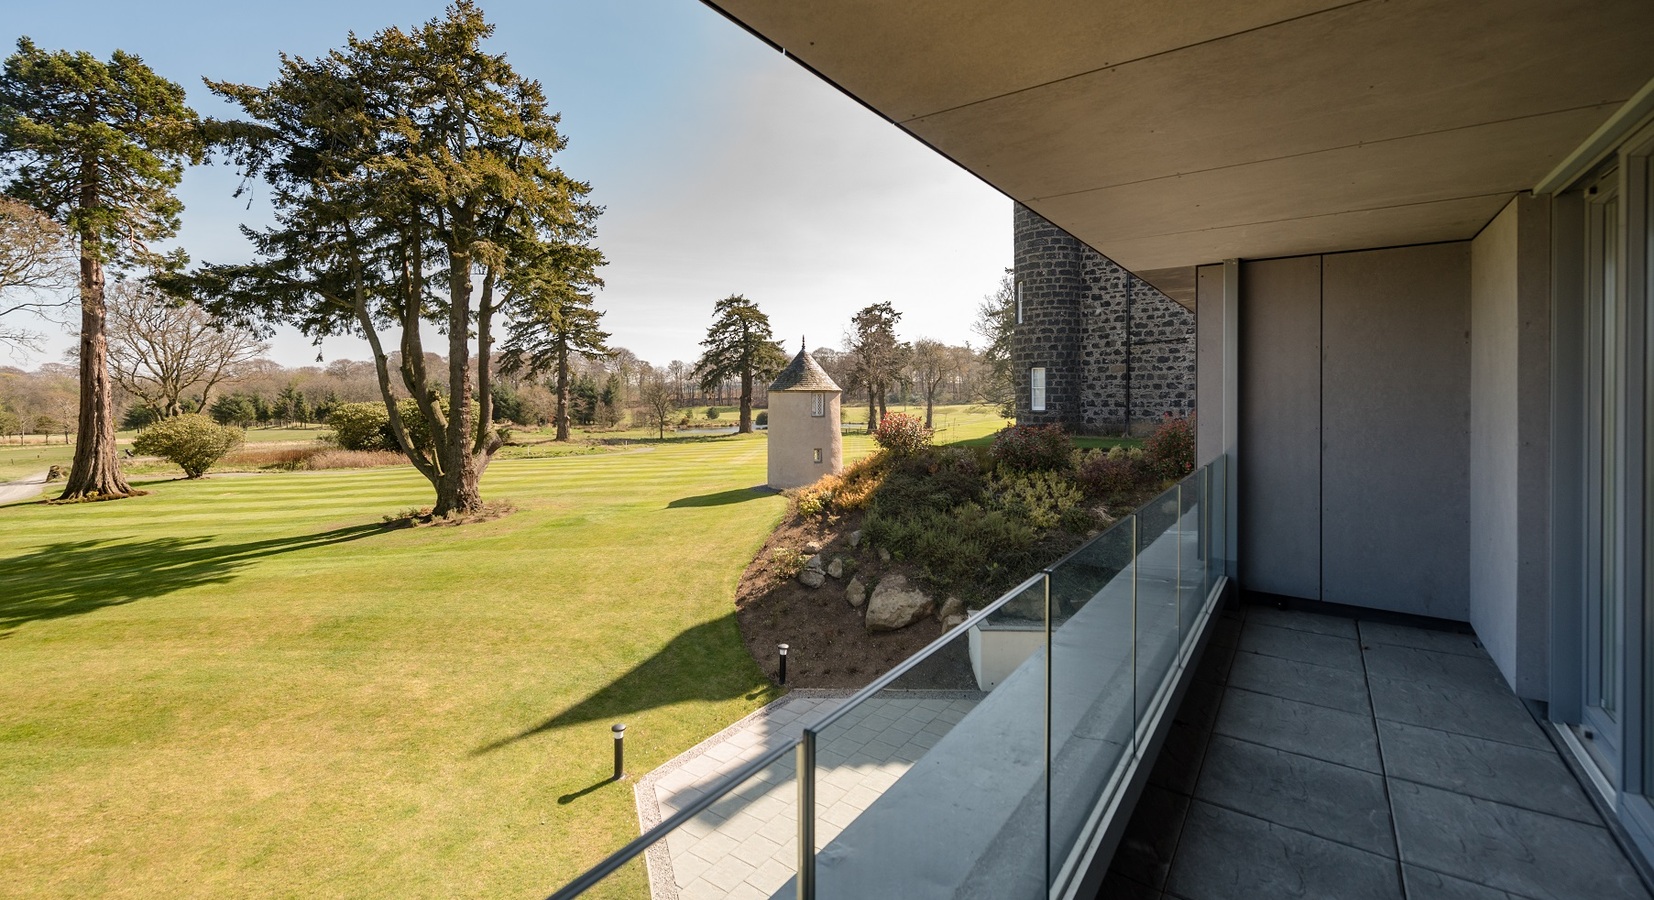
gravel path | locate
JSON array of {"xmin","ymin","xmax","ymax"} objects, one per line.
[{"xmin": 0, "ymin": 470, "xmax": 49, "ymax": 505}]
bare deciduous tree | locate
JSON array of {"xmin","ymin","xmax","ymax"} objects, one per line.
[
  {"xmin": 637, "ymin": 365, "xmax": 675, "ymax": 439},
  {"xmin": 909, "ymin": 338, "xmax": 956, "ymax": 429},
  {"xmin": 0, "ymin": 197, "xmax": 74, "ymax": 351},
  {"xmin": 106, "ymin": 281, "xmax": 266, "ymax": 418}
]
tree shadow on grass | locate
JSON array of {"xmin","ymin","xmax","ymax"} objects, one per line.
[
  {"xmin": 0, "ymin": 523, "xmax": 387, "ymax": 636},
  {"xmin": 665, "ymin": 486, "xmax": 774, "ymax": 509},
  {"xmin": 473, "ymin": 614, "xmax": 772, "ymax": 756}
]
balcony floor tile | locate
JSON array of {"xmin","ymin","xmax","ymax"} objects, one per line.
[{"xmin": 1105, "ymin": 603, "xmax": 1651, "ymax": 900}]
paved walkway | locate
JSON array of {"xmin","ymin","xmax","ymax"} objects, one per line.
[
  {"xmin": 635, "ymin": 691, "xmax": 980, "ymax": 900},
  {"xmin": 1104, "ymin": 604, "xmax": 1653, "ymax": 900},
  {"xmin": 0, "ymin": 469, "xmax": 48, "ymax": 505}
]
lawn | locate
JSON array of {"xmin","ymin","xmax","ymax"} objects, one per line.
[
  {"xmin": 0, "ymin": 433, "xmax": 828, "ymax": 899},
  {"xmin": 0, "ymin": 441, "xmax": 75, "ymax": 482}
]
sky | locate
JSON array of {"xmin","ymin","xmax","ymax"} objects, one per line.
[{"xmin": 0, "ymin": 0, "xmax": 1011, "ymax": 370}]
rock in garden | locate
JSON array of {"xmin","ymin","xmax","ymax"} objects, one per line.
[
  {"xmin": 799, "ymin": 568, "xmax": 826, "ymax": 588},
  {"xmin": 826, "ymin": 557, "xmax": 844, "ymax": 579},
  {"xmin": 943, "ymin": 614, "xmax": 966, "ymax": 630},
  {"xmin": 938, "ymin": 596, "xmax": 965, "ymax": 623},
  {"xmin": 804, "ymin": 540, "xmax": 822, "ymax": 553},
  {"xmin": 865, "ymin": 574, "xmax": 935, "ymax": 632},
  {"xmin": 845, "ymin": 576, "xmax": 868, "ymax": 608},
  {"xmin": 805, "ymin": 553, "xmax": 824, "ymax": 571},
  {"xmin": 848, "ymin": 530, "xmax": 862, "ymax": 548},
  {"xmin": 878, "ymin": 547, "xmax": 891, "ymax": 563}
]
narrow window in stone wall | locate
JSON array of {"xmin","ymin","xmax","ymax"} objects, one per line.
[
  {"xmin": 813, "ymin": 448, "xmax": 823, "ymax": 463},
  {"xmin": 1030, "ymin": 367, "xmax": 1046, "ymax": 411},
  {"xmin": 811, "ymin": 393, "xmax": 826, "ymax": 417},
  {"xmin": 1016, "ymin": 281, "xmax": 1024, "ymax": 324}
]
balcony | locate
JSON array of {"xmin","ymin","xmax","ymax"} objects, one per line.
[{"xmin": 550, "ymin": 455, "xmax": 1650, "ymax": 899}]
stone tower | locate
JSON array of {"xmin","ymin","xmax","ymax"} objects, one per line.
[
  {"xmin": 766, "ymin": 346, "xmax": 843, "ymax": 490},
  {"xmin": 1012, "ymin": 203, "xmax": 1196, "ymax": 434}
]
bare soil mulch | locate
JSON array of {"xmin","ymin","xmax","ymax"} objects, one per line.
[{"xmin": 734, "ymin": 507, "xmax": 947, "ymax": 690}]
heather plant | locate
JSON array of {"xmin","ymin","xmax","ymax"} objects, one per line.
[
  {"xmin": 989, "ymin": 424, "xmax": 1073, "ymax": 472},
  {"xmin": 131, "ymin": 414, "xmax": 244, "ymax": 479},
  {"xmin": 874, "ymin": 412, "xmax": 934, "ymax": 456},
  {"xmin": 985, "ymin": 468, "xmax": 1089, "ymax": 531},
  {"xmin": 1078, "ymin": 449, "xmax": 1143, "ymax": 499},
  {"xmin": 794, "ymin": 451, "xmax": 891, "ymax": 517},
  {"xmin": 769, "ymin": 547, "xmax": 809, "ymax": 578}
]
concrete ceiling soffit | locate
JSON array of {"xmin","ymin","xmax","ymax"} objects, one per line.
[
  {"xmin": 710, "ymin": 0, "xmax": 1347, "ymax": 119},
  {"xmin": 902, "ymin": 0, "xmax": 1654, "ymax": 203},
  {"xmin": 1080, "ymin": 194, "xmax": 1507, "ymax": 271}
]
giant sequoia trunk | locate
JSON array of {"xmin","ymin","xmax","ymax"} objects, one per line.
[
  {"xmin": 738, "ymin": 368, "xmax": 754, "ymax": 434},
  {"xmin": 60, "ymin": 246, "xmax": 132, "ymax": 501},
  {"xmin": 554, "ymin": 344, "xmax": 571, "ymax": 442}
]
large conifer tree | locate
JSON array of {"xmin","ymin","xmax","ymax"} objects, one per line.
[
  {"xmin": 176, "ymin": 3, "xmax": 600, "ymax": 516},
  {"xmin": 0, "ymin": 38, "xmax": 202, "ymax": 500},
  {"xmin": 694, "ymin": 295, "xmax": 787, "ymax": 434}
]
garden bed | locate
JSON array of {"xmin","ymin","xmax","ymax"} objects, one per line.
[{"xmin": 734, "ymin": 415, "xmax": 1192, "ymax": 690}]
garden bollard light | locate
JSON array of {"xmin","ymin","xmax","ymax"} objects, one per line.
[
  {"xmin": 612, "ymin": 723, "xmax": 626, "ymax": 781},
  {"xmin": 778, "ymin": 643, "xmax": 789, "ymax": 685}
]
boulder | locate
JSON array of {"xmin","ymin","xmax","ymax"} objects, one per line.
[
  {"xmin": 826, "ymin": 557, "xmax": 845, "ymax": 579},
  {"xmin": 937, "ymin": 596, "xmax": 966, "ymax": 623},
  {"xmin": 845, "ymin": 576, "xmax": 868, "ymax": 608},
  {"xmin": 805, "ymin": 554, "xmax": 824, "ymax": 571},
  {"xmin": 865, "ymin": 574, "xmax": 935, "ymax": 632},
  {"xmin": 943, "ymin": 614, "xmax": 967, "ymax": 630},
  {"xmin": 799, "ymin": 568, "xmax": 826, "ymax": 589},
  {"xmin": 848, "ymin": 530, "xmax": 863, "ymax": 548},
  {"xmin": 877, "ymin": 547, "xmax": 891, "ymax": 564}
]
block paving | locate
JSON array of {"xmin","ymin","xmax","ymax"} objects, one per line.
[{"xmin": 635, "ymin": 691, "xmax": 979, "ymax": 900}]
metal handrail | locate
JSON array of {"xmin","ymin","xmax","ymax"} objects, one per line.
[
  {"xmin": 799, "ymin": 569, "xmax": 1047, "ymax": 736},
  {"xmin": 543, "ymin": 738, "xmax": 799, "ymax": 900}
]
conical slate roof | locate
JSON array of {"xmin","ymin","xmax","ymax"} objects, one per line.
[{"xmin": 769, "ymin": 347, "xmax": 842, "ymax": 392}]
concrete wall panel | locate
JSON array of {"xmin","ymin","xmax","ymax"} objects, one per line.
[
  {"xmin": 1322, "ymin": 243, "xmax": 1471, "ymax": 619},
  {"xmin": 1471, "ymin": 202, "xmax": 1521, "ymax": 670},
  {"xmin": 1239, "ymin": 256, "xmax": 1322, "ymax": 599},
  {"xmin": 1469, "ymin": 196, "xmax": 1553, "ymax": 698}
]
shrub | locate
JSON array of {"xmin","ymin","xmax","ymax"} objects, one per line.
[
  {"xmin": 327, "ymin": 398, "xmax": 477, "ymax": 454},
  {"xmin": 985, "ymin": 469, "xmax": 1087, "ymax": 531},
  {"xmin": 989, "ymin": 424, "xmax": 1073, "ymax": 472},
  {"xmin": 862, "ymin": 501, "xmax": 1039, "ymax": 595},
  {"xmin": 1143, "ymin": 413, "xmax": 1195, "ymax": 480},
  {"xmin": 1077, "ymin": 449, "xmax": 1142, "ymax": 499},
  {"xmin": 874, "ymin": 412, "xmax": 934, "ymax": 456},
  {"xmin": 328, "ymin": 402, "xmax": 392, "ymax": 451},
  {"xmin": 705, "ymin": 406, "xmax": 720, "ymax": 420},
  {"xmin": 131, "ymin": 414, "xmax": 244, "ymax": 479},
  {"xmin": 755, "ymin": 410, "xmax": 769, "ymax": 427},
  {"xmin": 795, "ymin": 451, "xmax": 891, "ymax": 517},
  {"xmin": 769, "ymin": 547, "xmax": 809, "ymax": 578}
]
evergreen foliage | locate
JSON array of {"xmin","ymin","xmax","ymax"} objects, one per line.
[
  {"xmin": 0, "ymin": 37, "xmax": 204, "ymax": 499},
  {"xmin": 131, "ymin": 413, "xmax": 243, "ymax": 479},
  {"xmin": 693, "ymin": 294, "xmax": 786, "ymax": 434}
]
